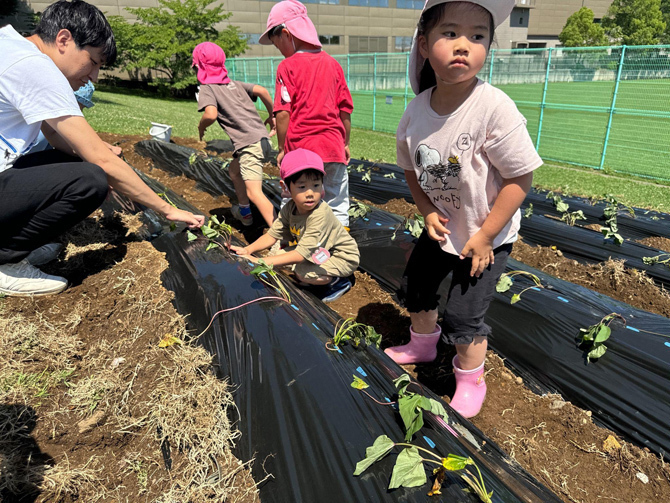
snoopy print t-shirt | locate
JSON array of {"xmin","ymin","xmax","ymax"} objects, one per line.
[{"xmin": 396, "ymin": 79, "xmax": 543, "ymax": 256}]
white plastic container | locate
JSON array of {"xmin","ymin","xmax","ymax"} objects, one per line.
[{"xmin": 149, "ymin": 122, "xmax": 172, "ymax": 142}]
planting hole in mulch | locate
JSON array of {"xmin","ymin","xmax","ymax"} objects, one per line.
[{"xmin": 112, "ymin": 134, "xmax": 670, "ymax": 503}]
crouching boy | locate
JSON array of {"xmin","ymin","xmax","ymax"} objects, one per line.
[{"xmin": 230, "ymin": 149, "xmax": 359, "ymax": 302}]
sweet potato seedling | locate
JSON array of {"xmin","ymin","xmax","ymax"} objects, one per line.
[
  {"xmin": 643, "ymin": 253, "xmax": 670, "ymax": 268},
  {"xmin": 577, "ymin": 313, "xmax": 625, "ymax": 362},
  {"xmin": 187, "ymin": 215, "xmax": 233, "ymax": 251},
  {"xmin": 326, "ymin": 318, "xmax": 381, "ymax": 351},
  {"xmin": 496, "ymin": 271, "xmax": 543, "ymax": 304},
  {"xmin": 354, "ymin": 435, "xmax": 493, "ymax": 502},
  {"xmin": 250, "ymin": 259, "xmax": 291, "ymax": 303},
  {"xmin": 348, "ymin": 201, "xmax": 372, "ymax": 220}
]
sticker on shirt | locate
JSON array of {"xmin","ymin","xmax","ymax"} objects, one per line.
[
  {"xmin": 414, "ymin": 144, "xmax": 462, "ymax": 210},
  {"xmin": 311, "ymin": 247, "xmax": 330, "ymax": 265},
  {"xmin": 279, "ymin": 78, "xmax": 291, "ymax": 104}
]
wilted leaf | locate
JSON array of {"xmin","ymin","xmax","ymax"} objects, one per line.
[
  {"xmin": 428, "ymin": 467, "xmax": 446, "ymax": 496},
  {"xmin": 442, "ymin": 454, "xmax": 470, "ymax": 471},
  {"xmin": 399, "ymin": 394, "xmax": 431, "ymax": 441},
  {"xmin": 588, "ymin": 344, "xmax": 607, "ymax": 361},
  {"xmin": 510, "ymin": 294, "xmax": 521, "ymax": 304},
  {"xmin": 159, "ymin": 335, "xmax": 183, "ymax": 348},
  {"xmin": 556, "ymin": 201, "xmax": 569, "ymax": 213},
  {"xmin": 496, "ymin": 275, "xmax": 513, "ymax": 293},
  {"xmin": 353, "ymin": 435, "xmax": 395, "ymax": 476},
  {"xmin": 351, "ymin": 376, "xmax": 369, "ymax": 390},
  {"xmin": 428, "ymin": 398, "xmax": 450, "ymax": 422},
  {"xmin": 393, "ymin": 374, "xmax": 412, "ymax": 396},
  {"xmin": 187, "ymin": 230, "xmax": 198, "ymax": 242},
  {"xmin": 389, "ymin": 447, "xmax": 426, "ymax": 489},
  {"xmin": 206, "ymin": 242, "xmax": 217, "ymax": 251}
]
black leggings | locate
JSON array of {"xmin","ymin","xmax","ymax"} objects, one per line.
[
  {"xmin": 0, "ymin": 150, "xmax": 108, "ymax": 264},
  {"xmin": 399, "ymin": 230, "xmax": 512, "ymax": 345}
]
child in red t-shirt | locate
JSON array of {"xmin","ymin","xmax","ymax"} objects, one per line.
[{"xmin": 260, "ymin": 0, "xmax": 354, "ymax": 227}]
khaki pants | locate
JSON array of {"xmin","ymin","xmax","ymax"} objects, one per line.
[{"xmin": 235, "ymin": 138, "xmax": 272, "ymax": 182}]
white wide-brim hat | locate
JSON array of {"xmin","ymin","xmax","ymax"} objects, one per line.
[{"xmin": 408, "ymin": 0, "xmax": 515, "ymax": 94}]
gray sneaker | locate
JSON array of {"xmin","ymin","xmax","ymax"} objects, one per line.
[
  {"xmin": 0, "ymin": 260, "xmax": 68, "ymax": 296},
  {"xmin": 231, "ymin": 205, "xmax": 253, "ymax": 226},
  {"xmin": 25, "ymin": 243, "xmax": 64, "ymax": 266}
]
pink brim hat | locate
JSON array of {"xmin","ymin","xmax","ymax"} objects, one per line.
[
  {"xmin": 408, "ymin": 0, "xmax": 515, "ymax": 94},
  {"xmin": 280, "ymin": 148, "xmax": 325, "ymax": 180},
  {"xmin": 259, "ymin": 0, "xmax": 322, "ymax": 47},
  {"xmin": 192, "ymin": 42, "xmax": 231, "ymax": 85}
]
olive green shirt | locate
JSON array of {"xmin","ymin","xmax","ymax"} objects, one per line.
[{"xmin": 268, "ymin": 200, "xmax": 360, "ymax": 274}]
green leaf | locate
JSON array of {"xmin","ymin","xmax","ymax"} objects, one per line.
[
  {"xmin": 399, "ymin": 394, "xmax": 424, "ymax": 441},
  {"xmin": 388, "ymin": 447, "xmax": 427, "ymax": 489},
  {"xmin": 442, "ymin": 454, "xmax": 470, "ymax": 471},
  {"xmin": 393, "ymin": 374, "xmax": 412, "ymax": 396},
  {"xmin": 169, "ymin": 222, "xmax": 176, "ymax": 232},
  {"xmin": 187, "ymin": 230, "xmax": 198, "ymax": 242},
  {"xmin": 588, "ymin": 344, "xmax": 607, "ymax": 361},
  {"xmin": 351, "ymin": 376, "xmax": 369, "ymax": 390},
  {"xmin": 496, "ymin": 275, "xmax": 513, "ymax": 293},
  {"xmin": 353, "ymin": 435, "xmax": 395, "ymax": 476},
  {"xmin": 201, "ymin": 226, "xmax": 218, "ymax": 239},
  {"xmin": 428, "ymin": 398, "xmax": 450, "ymax": 422},
  {"xmin": 510, "ymin": 294, "xmax": 521, "ymax": 304},
  {"xmin": 205, "ymin": 242, "xmax": 217, "ymax": 251},
  {"xmin": 363, "ymin": 325, "xmax": 382, "ymax": 348},
  {"xmin": 594, "ymin": 325, "xmax": 611, "ymax": 343},
  {"xmin": 556, "ymin": 201, "xmax": 570, "ymax": 213}
]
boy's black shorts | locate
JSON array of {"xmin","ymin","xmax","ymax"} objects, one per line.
[{"xmin": 398, "ymin": 230, "xmax": 512, "ymax": 346}]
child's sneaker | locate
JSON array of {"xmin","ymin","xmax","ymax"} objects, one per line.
[
  {"xmin": 320, "ymin": 276, "xmax": 352, "ymax": 303},
  {"xmin": 231, "ymin": 205, "xmax": 253, "ymax": 226}
]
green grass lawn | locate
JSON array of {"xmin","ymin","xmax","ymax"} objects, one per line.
[{"xmin": 86, "ymin": 87, "xmax": 670, "ymax": 212}]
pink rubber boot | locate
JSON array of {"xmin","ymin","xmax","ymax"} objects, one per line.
[
  {"xmin": 449, "ymin": 356, "xmax": 487, "ymax": 418},
  {"xmin": 384, "ymin": 325, "xmax": 440, "ymax": 364}
]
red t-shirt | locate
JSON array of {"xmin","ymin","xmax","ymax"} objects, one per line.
[{"xmin": 274, "ymin": 51, "xmax": 354, "ymax": 164}]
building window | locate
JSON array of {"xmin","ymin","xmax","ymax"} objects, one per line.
[
  {"xmin": 396, "ymin": 0, "xmax": 423, "ymax": 8},
  {"xmin": 293, "ymin": 0, "xmax": 340, "ymax": 3},
  {"xmin": 349, "ymin": 36, "xmax": 388, "ymax": 53},
  {"xmin": 394, "ymin": 36, "xmax": 413, "ymax": 52},
  {"xmin": 319, "ymin": 35, "xmax": 341, "ymax": 45},
  {"xmin": 509, "ymin": 7, "xmax": 529, "ymax": 28},
  {"xmin": 246, "ymin": 34, "xmax": 261, "ymax": 45},
  {"xmin": 349, "ymin": 0, "xmax": 388, "ymax": 6}
]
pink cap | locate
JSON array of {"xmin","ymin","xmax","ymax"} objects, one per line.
[
  {"xmin": 192, "ymin": 42, "xmax": 231, "ymax": 85},
  {"xmin": 259, "ymin": 0, "xmax": 322, "ymax": 47},
  {"xmin": 280, "ymin": 149, "xmax": 325, "ymax": 180}
]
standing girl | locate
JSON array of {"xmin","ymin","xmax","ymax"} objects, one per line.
[{"xmin": 385, "ymin": 0, "xmax": 543, "ymax": 419}]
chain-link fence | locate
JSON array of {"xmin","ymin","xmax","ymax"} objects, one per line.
[{"xmin": 227, "ymin": 46, "xmax": 670, "ymax": 181}]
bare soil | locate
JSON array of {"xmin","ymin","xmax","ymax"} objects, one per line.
[
  {"xmin": 637, "ymin": 236, "xmax": 670, "ymax": 253},
  {"xmin": 117, "ymin": 135, "xmax": 670, "ymax": 503}
]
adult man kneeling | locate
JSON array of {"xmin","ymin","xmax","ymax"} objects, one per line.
[{"xmin": 0, "ymin": 0, "xmax": 204, "ymax": 296}]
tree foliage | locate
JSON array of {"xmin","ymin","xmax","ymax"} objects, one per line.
[
  {"xmin": 559, "ymin": 7, "xmax": 608, "ymax": 47},
  {"xmin": 602, "ymin": 0, "xmax": 666, "ymax": 45},
  {"xmin": 107, "ymin": 0, "xmax": 247, "ymax": 93}
]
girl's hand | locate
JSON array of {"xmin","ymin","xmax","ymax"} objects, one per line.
[
  {"xmin": 459, "ymin": 231, "xmax": 495, "ymax": 278},
  {"xmin": 425, "ymin": 212, "xmax": 450, "ymax": 241}
]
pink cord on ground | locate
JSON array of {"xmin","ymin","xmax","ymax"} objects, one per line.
[{"xmin": 196, "ymin": 296, "xmax": 287, "ymax": 338}]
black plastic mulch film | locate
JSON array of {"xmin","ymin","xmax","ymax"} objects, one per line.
[
  {"xmin": 130, "ymin": 141, "xmax": 563, "ymax": 502},
  {"xmin": 136, "ymin": 140, "xmax": 670, "ymax": 462}
]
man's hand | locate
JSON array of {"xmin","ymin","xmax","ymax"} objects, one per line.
[
  {"xmin": 105, "ymin": 142, "xmax": 122, "ymax": 157},
  {"xmin": 277, "ymin": 149, "xmax": 285, "ymax": 166},
  {"xmin": 344, "ymin": 145, "xmax": 351, "ymax": 165},
  {"xmin": 459, "ymin": 231, "xmax": 495, "ymax": 278},
  {"xmin": 198, "ymin": 126, "xmax": 207, "ymax": 141},
  {"xmin": 425, "ymin": 212, "xmax": 450, "ymax": 242},
  {"xmin": 164, "ymin": 207, "xmax": 205, "ymax": 229},
  {"xmin": 265, "ymin": 116, "xmax": 277, "ymax": 137}
]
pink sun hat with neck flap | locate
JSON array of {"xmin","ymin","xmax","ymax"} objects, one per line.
[
  {"xmin": 408, "ymin": 0, "xmax": 515, "ymax": 94},
  {"xmin": 192, "ymin": 42, "xmax": 231, "ymax": 85},
  {"xmin": 259, "ymin": 0, "xmax": 322, "ymax": 47}
]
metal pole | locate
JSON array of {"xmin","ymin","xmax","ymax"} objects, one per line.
[
  {"xmin": 243, "ymin": 59, "xmax": 247, "ymax": 82},
  {"xmin": 600, "ymin": 45, "xmax": 627, "ymax": 170},
  {"xmin": 536, "ymin": 47, "xmax": 553, "ymax": 151},
  {"xmin": 488, "ymin": 48, "xmax": 495, "ymax": 84},
  {"xmin": 404, "ymin": 51, "xmax": 410, "ymax": 109},
  {"xmin": 347, "ymin": 53, "xmax": 351, "ymax": 84},
  {"xmin": 373, "ymin": 53, "xmax": 377, "ymax": 131}
]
